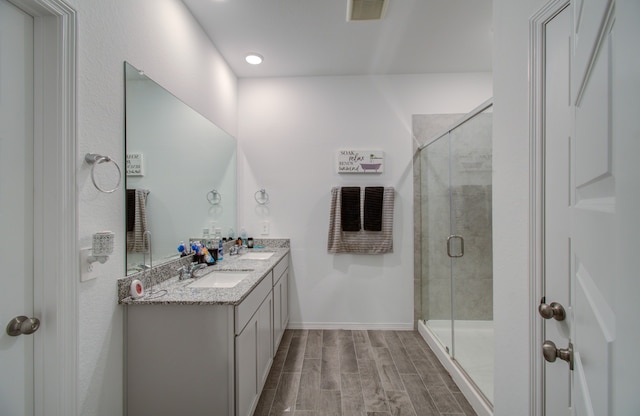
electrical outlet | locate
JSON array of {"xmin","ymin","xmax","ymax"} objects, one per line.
[
  {"xmin": 80, "ymin": 248, "xmax": 100, "ymax": 281},
  {"xmin": 261, "ymin": 221, "xmax": 270, "ymax": 235}
]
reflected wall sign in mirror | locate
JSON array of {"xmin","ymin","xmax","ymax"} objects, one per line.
[{"xmin": 124, "ymin": 62, "xmax": 237, "ymax": 274}]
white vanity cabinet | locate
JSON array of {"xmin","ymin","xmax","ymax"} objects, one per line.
[
  {"xmin": 125, "ymin": 250, "xmax": 290, "ymax": 416},
  {"xmin": 272, "ymin": 253, "xmax": 289, "ymax": 351}
]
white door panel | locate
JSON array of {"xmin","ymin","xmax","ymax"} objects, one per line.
[
  {"xmin": 574, "ymin": 30, "xmax": 613, "ymax": 192},
  {"xmin": 572, "ymin": 0, "xmax": 614, "ymax": 104},
  {"xmin": 0, "ymin": 0, "xmax": 34, "ymax": 415},
  {"xmin": 575, "ymin": 264, "xmax": 613, "ymax": 416}
]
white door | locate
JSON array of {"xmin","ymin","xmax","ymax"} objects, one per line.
[
  {"xmin": 541, "ymin": 0, "xmax": 639, "ymax": 414},
  {"xmin": 0, "ymin": 0, "xmax": 35, "ymax": 415}
]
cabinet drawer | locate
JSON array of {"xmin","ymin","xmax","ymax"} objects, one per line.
[
  {"xmin": 272, "ymin": 253, "xmax": 289, "ymax": 285},
  {"xmin": 235, "ymin": 273, "xmax": 272, "ymax": 335}
]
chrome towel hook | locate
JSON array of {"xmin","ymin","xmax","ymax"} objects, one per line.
[
  {"xmin": 85, "ymin": 153, "xmax": 122, "ymax": 194},
  {"xmin": 207, "ymin": 189, "xmax": 222, "ymax": 205},
  {"xmin": 254, "ymin": 188, "xmax": 270, "ymax": 205}
]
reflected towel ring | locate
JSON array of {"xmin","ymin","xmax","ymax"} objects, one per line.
[
  {"xmin": 254, "ymin": 188, "xmax": 269, "ymax": 205},
  {"xmin": 207, "ymin": 189, "xmax": 222, "ymax": 205},
  {"xmin": 85, "ymin": 153, "xmax": 122, "ymax": 194}
]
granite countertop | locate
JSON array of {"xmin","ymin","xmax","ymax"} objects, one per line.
[{"xmin": 119, "ymin": 241, "xmax": 289, "ymax": 306}]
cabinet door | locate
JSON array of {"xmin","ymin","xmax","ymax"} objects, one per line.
[
  {"xmin": 256, "ymin": 294, "xmax": 273, "ymax": 390},
  {"xmin": 236, "ymin": 294, "xmax": 273, "ymax": 416},
  {"xmin": 236, "ymin": 313, "xmax": 258, "ymax": 416},
  {"xmin": 273, "ymin": 280, "xmax": 283, "ymax": 353},
  {"xmin": 273, "ymin": 270, "xmax": 289, "ymax": 352},
  {"xmin": 281, "ymin": 271, "xmax": 289, "ymax": 329}
]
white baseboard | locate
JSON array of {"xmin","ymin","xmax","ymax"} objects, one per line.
[{"xmin": 287, "ymin": 321, "xmax": 414, "ymax": 331}]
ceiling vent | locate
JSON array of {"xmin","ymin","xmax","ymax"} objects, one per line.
[{"xmin": 347, "ymin": 0, "xmax": 388, "ymax": 21}]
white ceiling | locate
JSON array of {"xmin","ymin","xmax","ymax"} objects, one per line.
[{"xmin": 181, "ymin": 0, "xmax": 493, "ymax": 78}]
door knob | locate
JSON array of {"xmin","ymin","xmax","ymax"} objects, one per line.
[
  {"xmin": 6, "ymin": 316, "xmax": 41, "ymax": 336},
  {"xmin": 542, "ymin": 340, "xmax": 573, "ymax": 370},
  {"xmin": 538, "ymin": 297, "xmax": 566, "ymax": 321}
]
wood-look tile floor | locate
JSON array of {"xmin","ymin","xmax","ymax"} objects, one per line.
[{"xmin": 255, "ymin": 329, "xmax": 477, "ymax": 416}]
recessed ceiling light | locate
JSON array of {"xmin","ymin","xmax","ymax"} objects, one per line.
[{"xmin": 245, "ymin": 53, "xmax": 263, "ymax": 65}]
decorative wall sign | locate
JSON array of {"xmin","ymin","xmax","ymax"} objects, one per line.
[
  {"xmin": 126, "ymin": 153, "xmax": 144, "ymax": 176},
  {"xmin": 337, "ymin": 150, "xmax": 384, "ymax": 173}
]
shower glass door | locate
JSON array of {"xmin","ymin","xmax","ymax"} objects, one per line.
[
  {"xmin": 416, "ymin": 101, "xmax": 494, "ymax": 405},
  {"xmin": 450, "ymin": 108, "xmax": 493, "ymax": 401},
  {"xmin": 420, "ymin": 132, "xmax": 453, "ymax": 353}
]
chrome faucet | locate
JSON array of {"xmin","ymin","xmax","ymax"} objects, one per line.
[
  {"xmin": 229, "ymin": 245, "xmax": 245, "ymax": 256},
  {"xmin": 178, "ymin": 262, "xmax": 207, "ymax": 280}
]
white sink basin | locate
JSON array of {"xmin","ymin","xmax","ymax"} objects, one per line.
[
  {"xmin": 188, "ymin": 271, "xmax": 251, "ymax": 289},
  {"xmin": 240, "ymin": 252, "xmax": 275, "ymax": 260}
]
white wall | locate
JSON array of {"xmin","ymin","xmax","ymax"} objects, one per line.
[
  {"xmin": 67, "ymin": 0, "xmax": 237, "ymax": 414},
  {"xmin": 238, "ymin": 73, "xmax": 492, "ymax": 329},
  {"xmin": 492, "ymin": 0, "xmax": 546, "ymax": 414}
]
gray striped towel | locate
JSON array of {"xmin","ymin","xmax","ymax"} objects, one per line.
[
  {"xmin": 327, "ymin": 186, "xmax": 394, "ymax": 254},
  {"xmin": 126, "ymin": 189, "xmax": 150, "ymax": 253}
]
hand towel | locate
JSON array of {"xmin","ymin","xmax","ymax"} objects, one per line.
[
  {"xmin": 341, "ymin": 187, "xmax": 361, "ymax": 231},
  {"xmin": 363, "ymin": 186, "xmax": 384, "ymax": 231},
  {"xmin": 328, "ymin": 186, "xmax": 395, "ymax": 254}
]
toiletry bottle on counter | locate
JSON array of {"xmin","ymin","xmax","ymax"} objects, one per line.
[
  {"xmin": 218, "ymin": 239, "xmax": 224, "ymax": 261},
  {"xmin": 178, "ymin": 241, "xmax": 186, "ymax": 256},
  {"xmin": 206, "ymin": 239, "xmax": 216, "ymax": 261},
  {"xmin": 202, "ymin": 247, "xmax": 214, "ymax": 264}
]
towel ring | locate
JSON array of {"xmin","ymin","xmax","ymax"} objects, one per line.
[
  {"xmin": 85, "ymin": 153, "xmax": 122, "ymax": 194},
  {"xmin": 206, "ymin": 189, "xmax": 222, "ymax": 205},
  {"xmin": 254, "ymin": 188, "xmax": 269, "ymax": 205}
]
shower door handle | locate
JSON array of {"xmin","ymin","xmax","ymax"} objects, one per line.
[{"xmin": 446, "ymin": 235, "xmax": 464, "ymax": 258}]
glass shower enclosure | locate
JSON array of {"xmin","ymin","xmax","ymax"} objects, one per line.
[{"xmin": 415, "ymin": 100, "xmax": 493, "ymax": 407}]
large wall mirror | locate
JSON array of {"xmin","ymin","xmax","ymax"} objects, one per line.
[{"xmin": 125, "ymin": 62, "xmax": 237, "ymax": 274}]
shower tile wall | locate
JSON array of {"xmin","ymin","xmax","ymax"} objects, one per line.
[{"xmin": 413, "ymin": 113, "xmax": 493, "ymax": 322}]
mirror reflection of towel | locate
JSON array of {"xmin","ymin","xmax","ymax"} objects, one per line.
[
  {"xmin": 126, "ymin": 189, "xmax": 150, "ymax": 253},
  {"xmin": 341, "ymin": 187, "xmax": 361, "ymax": 231},
  {"xmin": 126, "ymin": 190, "xmax": 136, "ymax": 232}
]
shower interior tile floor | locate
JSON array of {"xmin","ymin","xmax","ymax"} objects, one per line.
[
  {"xmin": 255, "ymin": 329, "xmax": 477, "ymax": 416},
  {"xmin": 426, "ymin": 320, "xmax": 494, "ymax": 403}
]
